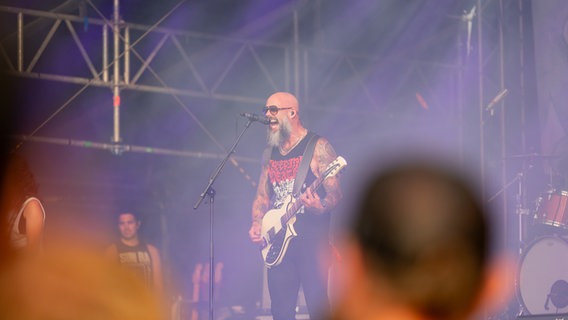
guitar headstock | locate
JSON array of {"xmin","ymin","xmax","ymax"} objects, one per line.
[{"xmin": 323, "ymin": 156, "xmax": 347, "ymax": 178}]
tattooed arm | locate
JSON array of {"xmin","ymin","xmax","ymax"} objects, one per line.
[
  {"xmin": 249, "ymin": 158, "xmax": 271, "ymax": 243},
  {"xmin": 301, "ymin": 137, "xmax": 342, "ymax": 214}
]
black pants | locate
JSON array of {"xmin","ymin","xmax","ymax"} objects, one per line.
[{"xmin": 267, "ymin": 236, "xmax": 330, "ymax": 320}]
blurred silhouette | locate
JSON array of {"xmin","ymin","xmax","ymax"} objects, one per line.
[
  {"xmin": 328, "ymin": 156, "xmax": 513, "ymax": 320},
  {"xmin": 0, "ymin": 241, "xmax": 167, "ymax": 320},
  {"xmin": 1, "ymin": 153, "xmax": 45, "ymax": 254},
  {"xmin": 0, "ymin": 73, "xmax": 21, "ymax": 259}
]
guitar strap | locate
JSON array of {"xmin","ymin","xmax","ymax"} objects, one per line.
[
  {"xmin": 260, "ymin": 133, "xmax": 319, "ymax": 197},
  {"xmin": 292, "ymin": 133, "xmax": 319, "ymax": 197}
]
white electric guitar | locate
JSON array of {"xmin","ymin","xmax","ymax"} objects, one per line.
[{"xmin": 260, "ymin": 156, "xmax": 347, "ymax": 268}]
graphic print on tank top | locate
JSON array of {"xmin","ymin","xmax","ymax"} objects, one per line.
[
  {"xmin": 268, "ymin": 155, "xmax": 302, "ymax": 210},
  {"xmin": 117, "ymin": 243, "xmax": 153, "ymax": 287}
]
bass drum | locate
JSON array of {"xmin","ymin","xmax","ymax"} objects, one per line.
[{"xmin": 518, "ymin": 236, "xmax": 568, "ymax": 314}]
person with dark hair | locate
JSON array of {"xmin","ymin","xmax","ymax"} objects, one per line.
[
  {"xmin": 1, "ymin": 153, "xmax": 45, "ymax": 253},
  {"xmin": 329, "ymin": 158, "xmax": 513, "ymax": 320},
  {"xmin": 248, "ymin": 92, "xmax": 343, "ymax": 320},
  {"xmin": 105, "ymin": 211, "xmax": 164, "ymax": 294}
]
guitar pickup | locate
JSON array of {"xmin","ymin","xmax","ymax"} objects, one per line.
[{"xmin": 267, "ymin": 228, "xmax": 275, "ymax": 242}]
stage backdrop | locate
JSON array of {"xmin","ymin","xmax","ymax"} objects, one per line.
[{"xmin": 533, "ymin": 0, "xmax": 568, "ymax": 178}]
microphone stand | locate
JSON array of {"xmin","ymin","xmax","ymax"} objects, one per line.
[
  {"xmin": 489, "ymin": 171, "xmax": 529, "ymax": 317},
  {"xmin": 488, "ymin": 172, "xmax": 528, "ymax": 252},
  {"xmin": 193, "ymin": 118, "xmax": 257, "ymax": 320}
]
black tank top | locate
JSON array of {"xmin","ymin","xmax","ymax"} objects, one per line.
[
  {"xmin": 267, "ymin": 131, "xmax": 330, "ymax": 244},
  {"xmin": 115, "ymin": 240, "xmax": 154, "ymax": 288}
]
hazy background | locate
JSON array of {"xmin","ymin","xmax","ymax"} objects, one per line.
[{"xmin": 1, "ymin": 0, "xmax": 565, "ymax": 318}]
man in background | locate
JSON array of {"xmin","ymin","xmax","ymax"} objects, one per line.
[{"xmin": 105, "ymin": 211, "xmax": 164, "ymax": 294}]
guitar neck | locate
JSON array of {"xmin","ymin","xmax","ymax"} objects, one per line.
[{"xmin": 282, "ymin": 175, "xmax": 325, "ymax": 223}]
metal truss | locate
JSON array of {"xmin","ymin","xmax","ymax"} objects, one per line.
[
  {"xmin": 0, "ymin": 1, "xmax": 472, "ymax": 180},
  {"xmin": 472, "ymin": 0, "xmax": 534, "ymax": 219},
  {"xmin": 0, "ymin": 2, "xmax": 291, "ymax": 187},
  {"xmin": 302, "ymin": 46, "xmax": 461, "ymax": 114},
  {"xmin": 0, "ymin": 4, "xmax": 289, "ymax": 101},
  {"xmin": 471, "ymin": 2, "xmax": 537, "ymax": 317},
  {"xmin": 0, "ymin": 2, "xmax": 467, "ymax": 129}
]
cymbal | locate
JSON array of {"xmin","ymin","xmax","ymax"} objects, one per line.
[{"xmin": 505, "ymin": 153, "xmax": 560, "ymax": 159}]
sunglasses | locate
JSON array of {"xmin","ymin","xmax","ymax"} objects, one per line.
[{"xmin": 262, "ymin": 105, "xmax": 293, "ymax": 115}]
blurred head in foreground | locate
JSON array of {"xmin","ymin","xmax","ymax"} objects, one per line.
[{"xmin": 330, "ymin": 156, "xmax": 513, "ymax": 320}]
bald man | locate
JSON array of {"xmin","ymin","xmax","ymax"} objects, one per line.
[{"xmin": 249, "ymin": 92, "xmax": 343, "ymax": 320}]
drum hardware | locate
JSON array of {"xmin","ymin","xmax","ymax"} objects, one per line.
[
  {"xmin": 518, "ymin": 236, "xmax": 568, "ymax": 315},
  {"xmin": 489, "ymin": 170, "xmax": 531, "ymax": 317},
  {"xmin": 544, "ymin": 280, "xmax": 568, "ymax": 311},
  {"xmin": 516, "ymin": 188, "xmax": 568, "ymax": 317},
  {"xmin": 502, "ymin": 153, "xmax": 568, "ymax": 317},
  {"xmin": 489, "ymin": 171, "xmax": 531, "ymax": 253}
]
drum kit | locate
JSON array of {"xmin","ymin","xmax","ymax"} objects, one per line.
[{"xmin": 511, "ymin": 152, "xmax": 568, "ymax": 316}]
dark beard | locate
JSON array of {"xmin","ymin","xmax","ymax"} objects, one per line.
[{"xmin": 267, "ymin": 117, "xmax": 291, "ymax": 147}]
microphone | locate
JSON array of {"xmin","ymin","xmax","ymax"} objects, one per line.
[
  {"xmin": 486, "ymin": 88, "xmax": 509, "ymax": 115},
  {"xmin": 240, "ymin": 113, "xmax": 270, "ymax": 125}
]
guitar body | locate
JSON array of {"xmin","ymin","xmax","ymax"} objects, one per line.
[
  {"xmin": 260, "ymin": 195, "xmax": 297, "ymax": 268},
  {"xmin": 259, "ymin": 156, "xmax": 347, "ymax": 268}
]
